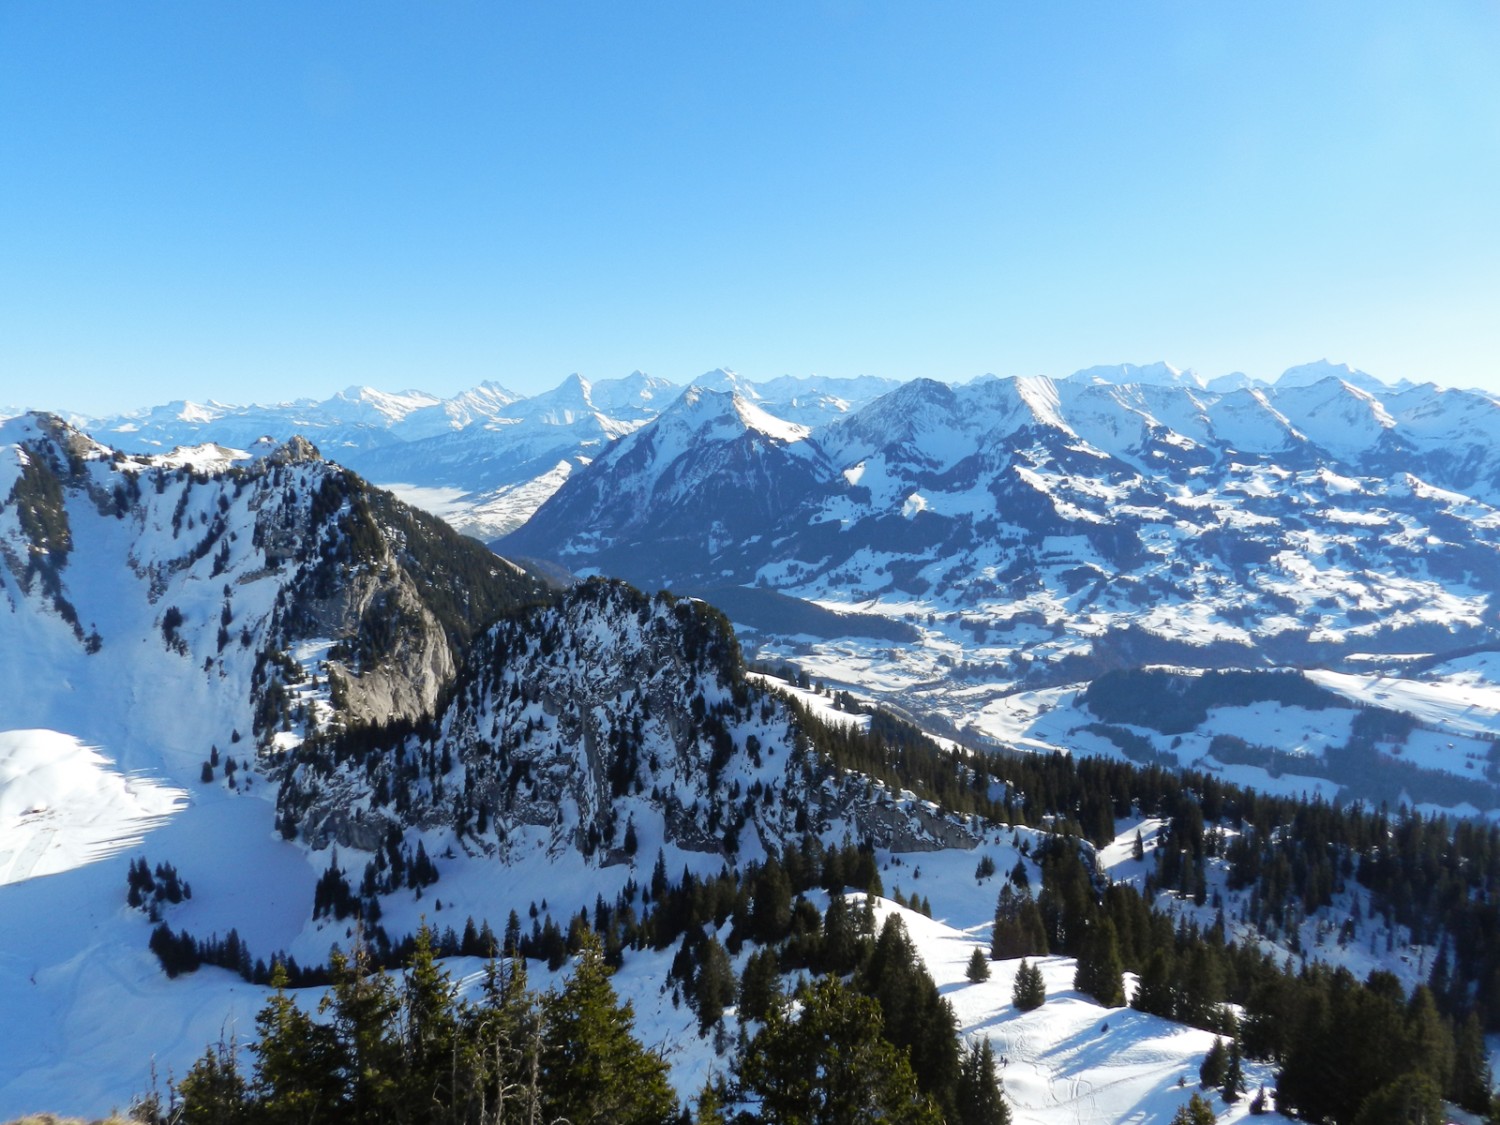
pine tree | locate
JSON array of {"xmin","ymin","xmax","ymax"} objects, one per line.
[
  {"xmin": 1198, "ymin": 1037, "xmax": 1228, "ymax": 1090},
  {"xmin": 694, "ymin": 936, "xmax": 736, "ymax": 1032},
  {"xmin": 954, "ymin": 1038, "xmax": 1011, "ymax": 1125},
  {"xmin": 174, "ymin": 1037, "xmax": 249, "ymax": 1125},
  {"xmin": 738, "ymin": 947, "xmax": 783, "ymax": 1024},
  {"xmin": 1170, "ymin": 1092, "xmax": 1217, "ymax": 1125},
  {"xmin": 737, "ymin": 975, "xmax": 942, "ymax": 1125},
  {"xmin": 250, "ymin": 961, "xmax": 342, "ymax": 1123},
  {"xmin": 1012, "ymin": 959, "xmax": 1046, "ymax": 1011},
  {"xmin": 539, "ymin": 931, "xmax": 677, "ymax": 1125},
  {"xmin": 1221, "ymin": 1037, "xmax": 1244, "ymax": 1104},
  {"xmin": 967, "ymin": 946, "xmax": 991, "ymax": 983},
  {"xmin": 1072, "ymin": 918, "xmax": 1125, "ymax": 1007}
]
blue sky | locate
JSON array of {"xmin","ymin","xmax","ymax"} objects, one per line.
[{"xmin": 3, "ymin": 2, "xmax": 1498, "ymax": 415}]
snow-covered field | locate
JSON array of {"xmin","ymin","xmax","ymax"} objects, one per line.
[
  {"xmin": 0, "ymin": 808, "xmax": 1296, "ymax": 1124},
  {"xmin": 0, "ymin": 730, "xmax": 185, "ymax": 886}
]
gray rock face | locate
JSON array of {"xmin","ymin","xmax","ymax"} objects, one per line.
[{"xmin": 281, "ymin": 580, "xmax": 983, "ymax": 864}]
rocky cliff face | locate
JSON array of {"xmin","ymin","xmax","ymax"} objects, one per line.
[
  {"xmin": 278, "ymin": 579, "xmax": 985, "ymax": 862},
  {"xmin": 0, "ymin": 414, "xmax": 542, "ymax": 775}
]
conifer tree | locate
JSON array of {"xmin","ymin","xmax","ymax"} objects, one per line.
[
  {"xmin": 1131, "ymin": 946, "xmax": 1177, "ymax": 1019},
  {"xmin": 954, "ymin": 1037, "xmax": 1011, "ymax": 1125},
  {"xmin": 1403, "ymin": 986, "xmax": 1453, "ymax": 1097},
  {"xmin": 737, "ymin": 947, "xmax": 783, "ymax": 1025},
  {"xmin": 539, "ymin": 931, "xmax": 677, "ymax": 1125},
  {"xmin": 1012, "ymin": 959, "xmax": 1045, "ymax": 1011},
  {"xmin": 991, "ymin": 885, "xmax": 1048, "ymax": 961},
  {"xmin": 1450, "ymin": 1010, "xmax": 1492, "ymax": 1114},
  {"xmin": 322, "ymin": 940, "xmax": 403, "ymax": 1124},
  {"xmin": 1352, "ymin": 1072, "xmax": 1444, "ymax": 1125},
  {"xmin": 400, "ymin": 924, "xmax": 465, "ymax": 1121},
  {"xmin": 821, "ymin": 892, "xmax": 860, "ymax": 974},
  {"xmin": 1221, "ymin": 1037, "xmax": 1244, "ymax": 1104},
  {"xmin": 175, "ymin": 1038, "xmax": 249, "ymax": 1125},
  {"xmin": 858, "ymin": 915, "xmax": 961, "ymax": 1119},
  {"xmin": 967, "ymin": 946, "xmax": 991, "ymax": 983},
  {"xmin": 737, "ymin": 975, "xmax": 942, "ymax": 1125},
  {"xmin": 1198, "ymin": 1037, "xmax": 1228, "ymax": 1090},
  {"xmin": 1170, "ymin": 1092, "xmax": 1217, "ymax": 1125},
  {"xmin": 467, "ymin": 954, "xmax": 543, "ymax": 1125},
  {"xmin": 250, "ymin": 961, "xmax": 342, "ymax": 1123},
  {"xmin": 694, "ymin": 1079, "xmax": 728, "ymax": 1125},
  {"xmin": 694, "ymin": 936, "xmax": 736, "ymax": 1032},
  {"xmin": 1073, "ymin": 918, "xmax": 1125, "ymax": 1007}
]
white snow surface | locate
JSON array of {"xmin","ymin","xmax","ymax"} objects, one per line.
[{"xmin": 0, "ymin": 730, "xmax": 187, "ymax": 885}]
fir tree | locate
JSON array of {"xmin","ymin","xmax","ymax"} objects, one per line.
[
  {"xmin": 400, "ymin": 924, "xmax": 465, "ymax": 1120},
  {"xmin": 858, "ymin": 915, "xmax": 961, "ymax": 1119},
  {"xmin": 1012, "ymin": 959, "xmax": 1046, "ymax": 1011},
  {"xmin": 1131, "ymin": 946, "xmax": 1177, "ymax": 1019},
  {"xmin": 539, "ymin": 931, "xmax": 677, "ymax": 1125},
  {"xmin": 1352, "ymin": 1072, "xmax": 1444, "ymax": 1125},
  {"xmin": 174, "ymin": 1037, "xmax": 249, "ymax": 1125},
  {"xmin": 694, "ymin": 936, "xmax": 736, "ymax": 1032},
  {"xmin": 737, "ymin": 975, "xmax": 942, "ymax": 1125},
  {"xmin": 991, "ymin": 885, "xmax": 1048, "ymax": 961},
  {"xmin": 966, "ymin": 946, "xmax": 991, "ymax": 983},
  {"xmin": 1072, "ymin": 918, "xmax": 1125, "ymax": 1007},
  {"xmin": 1198, "ymin": 1037, "xmax": 1228, "ymax": 1090},
  {"xmin": 1221, "ymin": 1037, "xmax": 1244, "ymax": 1104},
  {"xmin": 1450, "ymin": 1010, "xmax": 1492, "ymax": 1114},
  {"xmin": 467, "ymin": 954, "xmax": 543, "ymax": 1125},
  {"xmin": 321, "ymin": 941, "xmax": 403, "ymax": 1123},
  {"xmin": 249, "ymin": 961, "xmax": 342, "ymax": 1123},
  {"xmin": 737, "ymin": 947, "xmax": 784, "ymax": 1025},
  {"xmin": 954, "ymin": 1037, "xmax": 1011, "ymax": 1125},
  {"xmin": 1170, "ymin": 1092, "xmax": 1217, "ymax": 1125}
]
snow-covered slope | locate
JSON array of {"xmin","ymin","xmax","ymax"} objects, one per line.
[
  {"xmin": 501, "ymin": 388, "xmax": 838, "ymax": 587},
  {"xmin": 0, "ymin": 730, "xmax": 186, "ymax": 885}
]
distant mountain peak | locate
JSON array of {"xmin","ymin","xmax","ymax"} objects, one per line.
[
  {"xmin": 1069, "ymin": 362, "xmax": 1207, "ymax": 390},
  {"xmin": 1276, "ymin": 359, "xmax": 1387, "ymax": 394}
]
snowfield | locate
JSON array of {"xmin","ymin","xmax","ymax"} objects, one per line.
[
  {"xmin": 0, "ymin": 730, "xmax": 186, "ymax": 886},
  {"xmin": 0, "ymin": 815, "xmax": 1295, "ymax": 1124}
]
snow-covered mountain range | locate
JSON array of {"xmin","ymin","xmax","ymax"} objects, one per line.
[
  {"xmin": 64, "ymin": 370, "xmax": 900, "ymax": 541},
  {"xmin": 44, "ymin": 361, "xmax": 1500, "ymax": 812},
  {"xmin": 495, "ymin": 367, "xmax": 1500, "ymax": 813},
  {"xmin": 8, "ymin": 360, "xmax": 1500, "ymax": 1121}
]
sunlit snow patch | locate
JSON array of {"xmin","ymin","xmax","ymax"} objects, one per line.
[{"xmin": 0, "ymin": 730, "xmax": 187, "ymax": 885}]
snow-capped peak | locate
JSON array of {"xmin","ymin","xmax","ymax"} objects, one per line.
[
  {"xmin": 332, "ymin": 385, "xmax": 444, "ymax": 423},
  {"xmin": 663, "ymin": 385, "xmax": 810, "ymax": 445},
  {"xmin": 1275, "ymin": 360, "xmax": 1386, "ymax": 395},
  {"xmin": 689, "ymin": 368, "xmax": 762, "ymax": 400},
  {"xmin": 1068, "ymin": 362, "xmax": 1207, "ymax": 390}
]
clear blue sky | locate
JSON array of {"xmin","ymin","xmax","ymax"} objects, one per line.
[{"xmin": 3, "ymin": 1, "xmax": 1498, "ymax": 415}]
